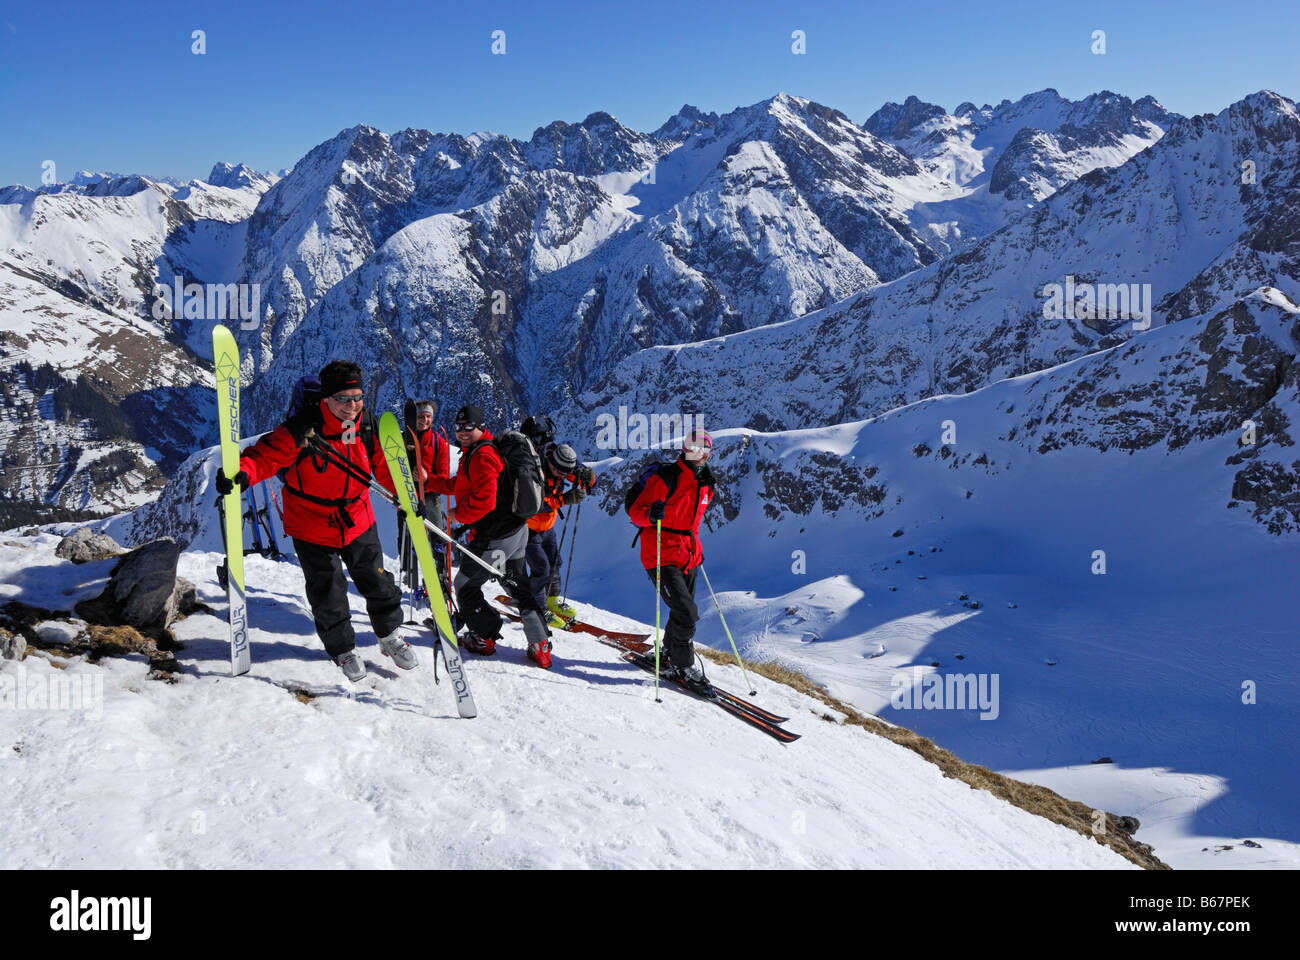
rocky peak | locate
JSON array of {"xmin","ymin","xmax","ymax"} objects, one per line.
[
  {"xmin": 205, "ymin": 162, "xmax": 275, "ymax": 191},
  {"xmin": 862, "ymin": 95, "xmax": 947, "ymax": 139}
]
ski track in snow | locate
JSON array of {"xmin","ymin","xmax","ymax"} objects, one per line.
[{"xmin": 0, "ymin": 536, "xmax": 1133, "ymax": 870}]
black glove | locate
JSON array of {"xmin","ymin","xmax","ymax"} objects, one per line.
[
  {"xmin": 562, "ymin": 487, "xmax": 586, "ymax": 505},
  {"xmin": 286, "ymin": 406, "xmax": 324, "ymax": 446},
  {"xmin": 397, "ymin": 501, "xmax": 426, "ymax": 525},
  {"xmin": 413, "ymin": 499, "xmax": 428, "ymax": 519},
  {"xmin": 575, "ymin": 465, "xmax": 595, "ymax": 490},
  {"xmin": 648, "ymin": 500, "xmax": 666, "ymax": 522},
  {"xmin": 215, "ymin": 468, "xmax": 249, "ymax": 496}
]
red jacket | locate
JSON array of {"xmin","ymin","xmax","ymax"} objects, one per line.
[
  {"xmin": 628, "ymin": 457, "xmax": 715, "ymax": 570},
  {"xmin": 240, "ymin": 403, "xmax": 395, "ymax": 548},
  {"xmin": 427, "ymin": 430, "xmax": 511, "ymax": 539},
  {"xmin": 409, "ymin": 426, "xmax": 450, "ymax": 498}
]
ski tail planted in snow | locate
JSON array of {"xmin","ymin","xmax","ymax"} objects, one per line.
[
  {"xmin": 376, "ymin": 411, "xmax": 476, "ymax": 718},
  {"xmin": 212, "ymin": 324, "xmax": 250, "ymax": 676}
]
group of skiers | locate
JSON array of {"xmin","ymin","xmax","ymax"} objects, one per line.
[{"xmin": 215, "ymin": 357, "xmax": 716, "ymax": 686}]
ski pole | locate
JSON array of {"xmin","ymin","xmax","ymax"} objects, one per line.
[
  {"xmin": 555, "ymin": 504, "xmax": 571, "ymax": 558},
  {"xmin": 699, "ymin": 564, "xmax": 755, "ymax": 695},
  {"xmin": 304, "ymin": 433, "xmax": 519, "ymax": 588},
  {"xmin": 561, "ymin": 499, "xmax": 581, "ymax": 607},
  {"xmin": 444, "ymin": 493, "xmax": 456, "ymax": 615},
  {"xmin": 654, "ymin": 518, "xmax": 662, "ymax": 703}
]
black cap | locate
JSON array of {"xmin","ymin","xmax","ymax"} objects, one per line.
[{"xmin": 454, "ymin": 404, "xmax": 486, "ymax": 428}]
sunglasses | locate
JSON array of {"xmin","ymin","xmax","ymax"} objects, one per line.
[
  {"xmin": 454, "ymin": 423, "xmax": 478, "ymax": 432},
  {"xmin": 330, "ymin": 393, "xmax": 364, "ymax": 405}
]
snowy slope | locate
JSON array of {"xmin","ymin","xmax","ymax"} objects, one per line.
[
  {"xmin": 79, "ymin": 284, "xmax": 1300, "ymax": 869},
  {"xmin": 548, "ymin": 291, "xmax": 1300, "ymax": 870},
  {"xmin": 0, "ymin": 532, "xmax": 1135, "ymax": 869}
]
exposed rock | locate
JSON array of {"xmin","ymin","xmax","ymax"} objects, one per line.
[
  {"xmin": 54, "ymin": 528, "xmax": 124, "ymax": 564},
  {"xmin": 173, "ymin": 577, "xmax": 200, "ymax": 618},
  {"xmin": 111, "ymin": 538, "xmax": 180, "ymax": 628},
  {"xmin": 74, "ymin": 538, "xmax": 187, "ymax": 642},
  {"xmin": 0, "ymin": 627, "xmax": 26, "ymax": 661},
  {"xmin": 7, "ymin": 607, "xmax": 179, "ymax": 679}
]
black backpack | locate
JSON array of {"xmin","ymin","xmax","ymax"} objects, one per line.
[
  {"xmin": 491, "ymin": 430, "xmax": 546, "ymax": 520},
  {"xmin": 519, "ymin": 414, "xmax": 555, "ymax": 447}
]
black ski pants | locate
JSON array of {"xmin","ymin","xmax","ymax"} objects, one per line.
[
  {"xmin": 293, "ymin": 523, "xmax": 403, "ymax": 659},
  {"xmin": 525, "ymin": 526, "xmax": 562, "ymax": 611},
  {"xmin": 646, "ymin": 564, "xmax": 699, "ymax": 669},
  {"xmin": 455, "ymin": 524, "xmax": 547, "ymax": 647}
]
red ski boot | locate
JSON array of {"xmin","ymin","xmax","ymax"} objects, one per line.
[{"xmin": 527, "ymin": 639, "xmax": 553, "ymax": 669}]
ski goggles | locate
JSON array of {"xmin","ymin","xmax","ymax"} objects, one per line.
[{"xmin": 683, "ymin": 441, "xmax": 711, "ymax": 459}]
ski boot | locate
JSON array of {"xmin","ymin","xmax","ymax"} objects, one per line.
[
  {"xmin": 414, "ymin": 585, "xmax": 429, "ymax": 607},
  {"xmin": 547, "ymin": 595, "xmax": 577, "ymax": 620},
  {"xmin": 527, "ymin": 639, "xmax": 553, "ymax": 669},
  {"xmin": 459, "ymin": 630, "xmax": 497, "ymax": 656},
  {"xmin": 334, "ymin": 650, "xmax": 367, "ymax": 682},
  {"xmin": 668, "ymin": 659, "xmax": 712, "ymax": 695},
  {"xmin": 377, "ymin": 629, "xmax": 418, "ymax": 670},
  {"xmin": 545, "ymin": 611, "xmax": 567, "ymax": 630}
]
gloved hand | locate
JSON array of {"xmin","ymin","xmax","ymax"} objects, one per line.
[
  {"xmin": 413, "ymin": 499, "xmax": 428, "ymax": 519},
  {"xmin": 215, "ymin": 468, "xmax": 249, "ymax": 496},
  {"xmin": 648, "ymin": 500, "xmax": 666, "ymax": 522},
  {"xmin": 397, "ymin": 501, "xmax": 426, "ymax": 526},
  {"xmin": 562, "ymin": 487, "xmax": 586, "ymax": 505},
  {"xmin": 575, "ymin": 465, "xmax": 595, "ymax": 490},
  {"xmin": 286, "ymin": 406, "xmax": 324, "ymax": 446}
]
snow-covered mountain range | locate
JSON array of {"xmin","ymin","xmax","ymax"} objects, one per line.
[{"xmin": 2, "ymin": 88, "xmax": 1202, "ymax": 522}]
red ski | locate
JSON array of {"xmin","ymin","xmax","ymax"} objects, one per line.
[{"xmin": 494, "ymin": 595, "xmax": 652, "ymax": 649}]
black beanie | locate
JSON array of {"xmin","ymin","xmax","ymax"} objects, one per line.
[
  {"xmin": 455, "ymin": 404, "xmax": 486, "ymax": 428},
  {"xmin": 320, "ymin": 360, "xmax": 364, "ymax": 397}
]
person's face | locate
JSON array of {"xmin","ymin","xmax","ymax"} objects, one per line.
[
  {"xmin": 326, "ymin": 391, "xmax": 364, "ymax": 422},
  {"xmin": 455, "ymin": 421, "xmax": 483, "ymax": 446},
  {"xmin": 416, "ymin": 410, "xmax": 433, "ymax": 430}
]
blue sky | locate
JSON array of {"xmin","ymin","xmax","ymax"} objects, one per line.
[{"xmin": 2, "ymin": 0, "xmax": 1297, "ymax": 186}]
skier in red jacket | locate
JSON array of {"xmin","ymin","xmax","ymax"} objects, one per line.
[
  {"xmin": 627, "ymin": 429, "xmax": 717, "ymax": 683},
  {"xmin": 399, "ymin": 399, "xmax": 451, "ymax": 599},
  {"xmin": 214, "ymin": 360, "xmax": 417, "ymax": 681},
  {"xmin": 426, "ymin": 404, "xmax": 550, "ymax": 665}
]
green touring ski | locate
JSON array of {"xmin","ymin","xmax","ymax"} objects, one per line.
[
  {"xmin": 212, "ymin": 324, "xmax": 250, "ymax": 676},
  {"xmin": 376, "ymin": 411, "xmax": 476, "ymax": 718}
]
